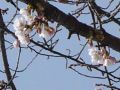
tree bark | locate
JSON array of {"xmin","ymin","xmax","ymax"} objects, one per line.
[{"xmin": 19, "ymin": 0, "xmax": 120, "ymax": 52}]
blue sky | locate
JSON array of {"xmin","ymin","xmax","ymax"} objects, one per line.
[{"xmin": 0, "ymin": 0, "xmax": 120, "ymax": 90}]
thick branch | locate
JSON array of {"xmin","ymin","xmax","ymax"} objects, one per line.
[{"xmin": 19, "ymin": 0, "xmax": 120, "ymax": 52}]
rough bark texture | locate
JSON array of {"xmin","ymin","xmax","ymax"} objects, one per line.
[{"xmin": 19, "ymin": 0, "xmax": 120, "ymax": 52}]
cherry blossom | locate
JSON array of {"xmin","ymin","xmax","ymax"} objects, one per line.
[
  {"xmin": 88, "ymin": 47, "xmax": 103, "ymax": 64},
  {"xmin": 20, "ymin": 8, "xmax": 34, "ymax": 25},
  {"xmin": 39, "ymin": 24, "xmax": 55, "ymax": 38},
  {"xmin": 88, "ymin": 46, "xmax": 117, "ymax": 66},
  {"xmin": 13, "ymin": 6, "xmax": 55, "ymax": 46},
  {"xmin": 13, "ymin": 40, "xmax": 20, "ymax": 48},
  {"xmin": 13, "ymin": 17, "xmax": 26, "ymax": 31},
  {"xmin": 103, "ymin": 56, "xmax": 117, "ymax": 66}
]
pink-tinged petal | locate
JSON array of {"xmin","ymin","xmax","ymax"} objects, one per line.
[
  {"xmin": 46, "ymin": 27, "xmax": 55, "ymax": 36},
  {"xmin": 19, "ymin": 36, "xmax": 30, "ymax": 45},
  {"xmin": 13, "ymin": 17, "xmax": 26, "ymax": 31},
  {"xmin": 88, "ymin": 47, "xmax": 104, "ymax": 64},
  {"xmin": 98, "ymin": 59, "xmax": 104, "ymax": 65},
  {"xmin": 88, "ymin": 47, "xmax": 97, "ymax": 56},
  {"xmin": 91, "ymin": 59, "xmax": 98, "ymax": 64},
  {"xmin": 13, "ymin": 40, "xmax": 20, "ymax": 48},
  {"xmin": 20, "ymin": 8, "xmax": 30, "ymax": 16},
  {"xmin": 103, "ymin": 56, "xmax": 117, "ymax": 66},
  {"xmin": 39, "ymin": 24, "xmax": 55, "ymax": 38},
  {"xmin": 36, "ymin": 28, "xmax": 41, "ymax": 34}
]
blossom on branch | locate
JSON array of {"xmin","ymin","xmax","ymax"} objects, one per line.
[
  {"xmin": 39, "ymin": 24, "xmax": 55, "ymax": 38},
  {"xmin": 13, "ymin": 6, "xmax": 55, "ymax": 46},
  {"xmin": 20, "ymin": 8, "xmax": 34, "ymax": 25},
  {"xmin": 13, "ymin": 40, "xmax": 20, "ymax": 48},
  {"xmin": 88, "ymin": 46, "xmax": 117, "ymax": 66},
  {"xmin": 103, "ymin": 56, "xmax": 117, "ymax": 66}
]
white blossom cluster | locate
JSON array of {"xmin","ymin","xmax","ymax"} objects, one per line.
[
  {"xmin": 13, "ymin": 8, "xmax": 33, "ymax": 47},
  {"xmin": 13, "ymin": 7, "xmax": 55, "ymax": 48},
  {"xmin": 88, "ymin": 47, "xmax": 117, "ymax": 66}
]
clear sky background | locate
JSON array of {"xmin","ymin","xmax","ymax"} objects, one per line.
[{"xmin": 0, "ymin": 0, "xmax": 120, "ymax": 90}]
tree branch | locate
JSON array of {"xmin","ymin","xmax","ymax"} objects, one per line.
[
  {"xmin": 0, "ymin": 12, "xmax": 16, "ymax": 90},
  {"xmin": 19, "ymin": 0, "xmax": 120, "ymax": 52}
]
